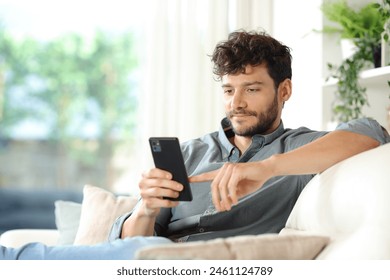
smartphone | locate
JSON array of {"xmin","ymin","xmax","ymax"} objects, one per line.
[{"xmin": 149, "ymin": 137, "xmax": 193, "ymax": 201}]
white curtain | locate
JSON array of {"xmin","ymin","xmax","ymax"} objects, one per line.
[
  {"xmin": 115, "ymin": 0, "xmax": 273, "ymax": 192},
  {"xmin": 139, "ymin": 0, "xmax": 227, "ymax": 143}
]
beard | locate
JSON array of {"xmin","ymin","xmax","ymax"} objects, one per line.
[{"xmin": 226, "ymin": 95, "xmax": 279, "ymax": 137}]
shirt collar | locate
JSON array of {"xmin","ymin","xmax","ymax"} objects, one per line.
[{"xmin": 218, "ymin": 117, "xmax": 285, "ymax": 155}]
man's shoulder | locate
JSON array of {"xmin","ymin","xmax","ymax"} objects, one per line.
[
  {"xmin": 280, "ymin": 126, "xmax": 327, "ymax": 138},
  {"xmin": 275, "ymin": 126, "xmax": 328, "ymax": 150},
  {"xmin": 335, "ymin": 117, "xmax": 390, "ymax": 145}
]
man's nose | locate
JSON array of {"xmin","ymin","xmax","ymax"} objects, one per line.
[{"xmin": 231, "ymin": 91, "xmax": 247, "ymax": 110}]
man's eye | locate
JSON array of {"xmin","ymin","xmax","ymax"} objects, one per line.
[
  {"xmin": 247, "ymin": 88, "xmax": 259, "ymax": 93},
  {"xmin": 224, "ymin": 89, "xmax": 233, "ymax": 94}
]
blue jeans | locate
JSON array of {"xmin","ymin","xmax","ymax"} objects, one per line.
[{"xmin": 0, "ymin": 236, "xmax": 173, "ymax": 260}]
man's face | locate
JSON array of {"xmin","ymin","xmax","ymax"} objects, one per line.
[{"xmin": 222, "ymin": 64, "xmax": 285, "ymax": 137}]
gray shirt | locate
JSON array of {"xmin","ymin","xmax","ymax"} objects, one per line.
[{"xmin": 109, "ymin": 117, "xmax": 390, "ymax": 242}]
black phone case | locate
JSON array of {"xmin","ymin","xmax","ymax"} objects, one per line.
[{"xmin": 149, "ymin": 137, "xmax": 193, "ymax": 201}]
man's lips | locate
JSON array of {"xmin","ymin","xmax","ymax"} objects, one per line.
[
  {"xmin": 228, "ymin": 112, "xmax": 257, "ymax": 119},
  {"xmin": 229, "ymin": 115, "xmax": 256, "ymax": 125},
  {"xmin": 231, "ymin": 114, "xmax": 252, "ymax": 117}
]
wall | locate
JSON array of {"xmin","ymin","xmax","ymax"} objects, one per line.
[{"xmin": 272, "ymin": 0, "xmax": 324, "ymax": 130}]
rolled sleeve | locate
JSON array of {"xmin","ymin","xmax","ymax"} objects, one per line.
[{"xmin": 335, "ymin": 118, "xmax": 390, "ymax": 145}]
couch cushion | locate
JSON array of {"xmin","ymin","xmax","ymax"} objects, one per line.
[
  {"xmin": 73, "ymin": 185, "xmax": 138, "ymax": 245},
  {"xmin": 284, "ymin": 143, "xmax": 390, "ymax": 259},
  {"xmin": 54, "ymin": 200, "xmax": 82, "ymax": 245},
  {"xmin": 136, "ymin": 233, "xmax": 330, "ymax": 260}
]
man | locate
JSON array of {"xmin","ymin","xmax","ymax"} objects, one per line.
[
  {"xmin": 1, "ymin": 30, "xmax": 389, "ymax": 259},
  {"xmin": 110, "ymin": 30, "xmax": 389, "ymax": 242}
]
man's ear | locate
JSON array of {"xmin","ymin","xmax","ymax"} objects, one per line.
[{"xmin": 278, "ymin": 79, "xmax": 292, "ymax": 102}]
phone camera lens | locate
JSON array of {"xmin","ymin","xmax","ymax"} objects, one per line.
[{"xmin": 152, "ymin": 140, "xmax": 161, "ymax": 152}]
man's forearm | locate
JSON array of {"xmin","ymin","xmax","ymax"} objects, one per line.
[
  {"xmin": 120, "ymin": 208, "xmax": 156, "ymax": 238},
  {"xmin": 267, "ymin": 130, "xmax": 380, "ymax": 176}
]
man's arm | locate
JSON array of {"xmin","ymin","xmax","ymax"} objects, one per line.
[
  {"xmin": 269, "ymin": 130, "xmax": 379, "ymax": 176},
  {"xmin": 190, "ymin": 130, "xmax": 380, "ymax": 212}
]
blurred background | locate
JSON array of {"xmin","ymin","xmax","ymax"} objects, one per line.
[
  {"xmin": 0, "ymin": 0, "xmax": 147, "ymax": 193},
  {"xmin": 0, "ymin": 0, "xmax": 388, "ymax": 195}
]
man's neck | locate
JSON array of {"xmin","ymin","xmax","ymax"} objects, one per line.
[{"xmin": 229, "ymin": 135, "xmax": 252, "ymax": 155}]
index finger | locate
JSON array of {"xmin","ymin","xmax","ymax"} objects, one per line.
[{"xmin": 189, "ymin": 169, "xmax": 219, "ymax": 183}]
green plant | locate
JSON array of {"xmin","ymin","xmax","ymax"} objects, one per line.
[
  {"xmin": 327, "ymin": 46, "xmax": 371, "ymax": 122},
  {"xmin": 322, "ymin": 1, "xmax": 386, "ymax": 41},
  {"xmin": 321, "ymin": 0, "xmax": 388, "ymax": 123},
  {"xmin": 373, "ymin": 0, "xmax": 390, "ymax": 41}
]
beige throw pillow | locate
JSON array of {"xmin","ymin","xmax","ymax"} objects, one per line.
[
  {"xmin": 136, "ymin": 234, "xmax": 330, "ymax": 260},
  {"xmin": 73, "ymin": 185, "xmax": 138, "ymax": 245}
]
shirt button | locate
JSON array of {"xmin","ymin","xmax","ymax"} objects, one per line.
[{"xmin": 199, "ymin": 228, "xmax": 205, "ymax": 233}]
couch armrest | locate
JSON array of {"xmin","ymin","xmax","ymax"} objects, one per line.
[
  {"xmin": 285, "ymin": 143, "xmax": 390, "ymax": 259},
  {"xmin": 0, "ymin": 229, "xmax": 59, "ymax": 248}
]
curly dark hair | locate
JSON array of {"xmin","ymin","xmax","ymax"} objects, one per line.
[{"xmin": 211, "ymin": 30, "xmax": 292, "ymax": 88}]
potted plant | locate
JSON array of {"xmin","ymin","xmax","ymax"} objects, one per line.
[
  {"xmin": 322, "ymin": 0, "xmax": 385, "ymax": 64},
  {"xmin": 321, "ymin": 0, "xmax": 388, "ymax": 123},
  {"xmin": 374, "ymin": 0, "xmax": 390, "ymax": 66}
]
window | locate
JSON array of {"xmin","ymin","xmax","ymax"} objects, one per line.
[{"xmin": 0, "ymin": 0, "xmax": 147, "ymax": 192}]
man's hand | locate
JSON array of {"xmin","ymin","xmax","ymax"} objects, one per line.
[
  {"xmin": 138, "ymin": 168, "xmax": 183, "ymax": 217},
  {"xmin": 121, "ymin": 168, "xmax": 183, "ymax": 238},
  {"xmin": 190, "ymin": 161, "xmax": 274, "ymax": 212}
]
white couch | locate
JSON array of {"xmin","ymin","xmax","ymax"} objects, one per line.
[
  {"xmin": 1, "ymin": 143, "xmax": 390, "ymax": 259},
  {"xmin": 282, "ymin": 142, "xmax": 390, "ymax": 259}
]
